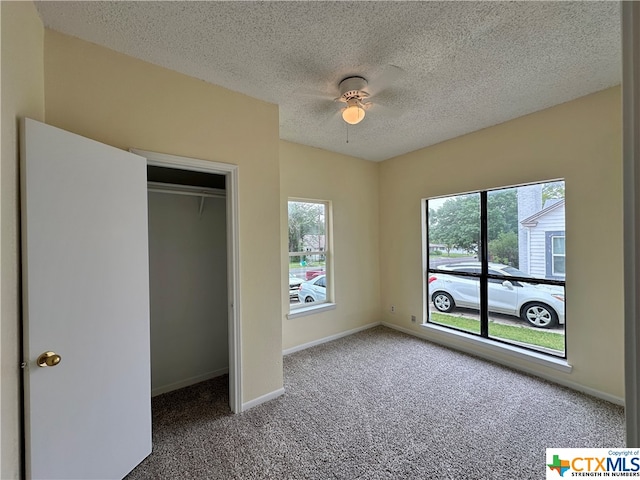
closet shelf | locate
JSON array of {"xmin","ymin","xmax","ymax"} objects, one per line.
[
  {"xmin": 148, "ymin": 181, "xmax": 225, "ymax": 216},
  {"xmin": 147, "ymin": 181, "xmax": 225, "ymax": 199}
]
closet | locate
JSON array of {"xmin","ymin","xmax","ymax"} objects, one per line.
[{"xmin": 146, "ymin": 166, "xmax": 228, "ymax": 397}]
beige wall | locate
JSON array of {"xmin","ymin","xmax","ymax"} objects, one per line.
[
  {"xmin": 0, "ymin": 6, "xmax": 626, "ymax": 476},
  {"xmin": 380, "ymin": 87, "xmax": 624, "ymax": 400},
  {"xmin": 1, "ymin": 2, "xmax": 44, "ymax": 477},
  {"xmin": 280, "ymin": 141, "xmax": 381, "ymax": 349},
  {"xmin": 43, "ymin": 31, "xmax": 283, "ymax": 403}
]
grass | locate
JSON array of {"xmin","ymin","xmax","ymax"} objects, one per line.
[
  {"xmin": 430, "ymin": 312, "xmax": 565, "ymax": 352},
  {"xmin": 428, "ymin": 252, "xmax": 471, "ymax": 258}
]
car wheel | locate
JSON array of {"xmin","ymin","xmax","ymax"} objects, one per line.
[
  {"xmin": 304, "ymin": 296, "xmax": 314, "ymax": 303},
  {"xmin": 521, "ymin": 302, "xmax": 558, "ymax": 328},
  {"xmin": 432, "ymin": 292, "xmax": 455, "ymax": 313}
]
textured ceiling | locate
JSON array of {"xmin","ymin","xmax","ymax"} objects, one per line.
[{"xmin": 35, "ymin": 1, "xmax": 621, "ymax": 162}]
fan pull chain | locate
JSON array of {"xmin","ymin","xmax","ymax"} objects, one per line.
[{"xmin": 346, "ymin": 123, "xmax": 349, "ymax": 144}]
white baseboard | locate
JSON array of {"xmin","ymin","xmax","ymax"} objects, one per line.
[
  {"xmin": 151, "ymin": 367, "xmax": 229, "ymax": 397},
  {"xmin": 242, "ymin": 387, "xmax": 285, "ymax": 411},
  {"xmin": 239, "ymin": 322, "xmax": 378, "ymax": 413},
  {"xmin": 282, "ymin": 321, "xmax": 382, "ymax": 356},
  {"xmin": 382, "ymin": 322, "xmax": 624, "ymax": 406}
]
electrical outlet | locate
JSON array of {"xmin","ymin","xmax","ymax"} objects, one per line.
[
  {"xmin": 391, "ymin": 305, "xmax": 396, "ymax": 313},
  {"xmin": 411, "ymin": 315, "xmax": 417, "ymax": 323}
]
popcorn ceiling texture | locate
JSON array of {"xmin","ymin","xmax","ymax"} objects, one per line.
[{"xmin": 36, "ymin": 1, "xmax": 621, "ymax": 161}]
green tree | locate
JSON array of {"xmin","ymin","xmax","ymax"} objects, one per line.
[
  {"xmin": 542, "ymin": 181, "xmax": 565, "ymax": 203},
  {"xmin": 429, "ymin": 189, "xmax": 518, "ymax": 255},
  {"xmin": 288, "ymin": 201, "xmax": 324, "ymax": 253},
  {"xmin": 488, "ymin": 231, "xmax": 519, "ymax": 267},
  {"xmin": 487, "ymin": 190, "xmax": 518, "ymax": 240},
  {"xmin": 429, "ymin": 194, "xmax": 480, "ymax": 253}
]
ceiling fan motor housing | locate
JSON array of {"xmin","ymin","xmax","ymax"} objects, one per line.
[{"xmin": 338, "ymin": 76, "xmax": 369, "ymax": 102}]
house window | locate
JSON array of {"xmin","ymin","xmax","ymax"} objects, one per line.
[
  {"xmin": 547, "ymin": 232, "xmax": 566, "ymax": 278},
  {"xmin": 426, "ymin": 180, "xmax": 566, "ymax": 358},
  {"xmin": 288, "ymin": 199, "xmax": 331, "ymax": 309}
]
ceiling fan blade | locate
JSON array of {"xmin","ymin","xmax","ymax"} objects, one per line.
[
  {"xmin": 367, "ymin": 87, "xmax": 407, "ymax": 116},
  {"xmin": 305, "ymin": 98, "xmax": 342, "ymax": 119},
  {"xmin": 366, "ymin": 101, "xmax": 403, "ymax": 119},
  {"xmin": 292, "ymin": 87, "xmax": 337, "ymax": 100},
  {"xmin": 366, "ymin": 65, "xmax": 406, "ymax": 97}
]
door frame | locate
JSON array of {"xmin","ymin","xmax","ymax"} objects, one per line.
[
  {"xmin": 132, "ymin": 149, "xmax": 242, "ymax": 414},
  {"xmin": 623, "ymin": 1, "xmax": 640, "ymax": 447}
]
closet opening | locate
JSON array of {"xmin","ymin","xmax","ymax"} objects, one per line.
[
  {"xmin": 132, "ymin": 149, "xmax": 242, "ymax": 414},
  {"xmin": 147, "ymin": 166, "xmax": 229, "ymax": 408}
]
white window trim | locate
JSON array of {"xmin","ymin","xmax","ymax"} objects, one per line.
[
  {"xmin": 420, "ymin": 322, "xmax": 572, "ymax": 373},
  {"xmin": 287, "ymin": 198, "xmax": 334, "ymax": 314},
  {"xmin": 551, "ymin": 235, "xmax": 566, "ymax": 277},
  {"xmin": 287, "ymin": 302, "xmax": 337, "ymax": 319}
]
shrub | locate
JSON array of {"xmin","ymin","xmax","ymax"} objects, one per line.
[{"xmin": 488, "ymin": 232, "xmax": 519, "ymax": 267}]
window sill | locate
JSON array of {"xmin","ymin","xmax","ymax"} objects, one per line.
[
  {"xmin": 420, "ymin": 322, "xmax": 572, "ymax": 373},
  {"xmin": 287, "ymin": 302, "xmax": 336, "ymax": 319}
]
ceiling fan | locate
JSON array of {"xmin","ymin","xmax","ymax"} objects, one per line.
[
  {"xmin": 299, "ymin": 65, "xmax": 405, "ymax": 126},
  {"xmin": 336, "ymin": 76, "xmax": 371, "ymax": 125},
  {"xmin": 334, "ymin": 65, "xmax": 405, "ymax": 125}
]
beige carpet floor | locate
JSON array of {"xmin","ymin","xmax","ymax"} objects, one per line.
[{"xmin": 126, "ymin": 326, "xmax": 625, "ymax": 479}]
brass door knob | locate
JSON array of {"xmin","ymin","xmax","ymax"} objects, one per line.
[{"xmin": 37, "ymin": 351, "xmax": 61, "ymax": 368}]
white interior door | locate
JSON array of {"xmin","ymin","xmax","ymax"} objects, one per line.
[{"xmin": 21, "ymin": 118, "xmax": 151, "ymax": 479}]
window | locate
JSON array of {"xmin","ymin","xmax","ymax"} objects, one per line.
[
  {"xmin": 288, "ymin": 199, "xmax": 331, "ymax": 310},
  {"xmin": 547, "ymin": 232, "xmax": 566, "ymax": 278},
  {"xmin": 426, "ymin": 181, "xmax": 566, "ymax": 357}
]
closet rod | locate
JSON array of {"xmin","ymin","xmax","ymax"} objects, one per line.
[
  {"xmin": 147, "ymin": 182, "xmax": 226, "ymax": 199},
  {"xmin": 148, "ymin": 188, "xmax": 225, "ymax": 199}
]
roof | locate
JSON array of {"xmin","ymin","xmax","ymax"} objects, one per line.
[{"xmin": 520, "ymin": 199, "xmax": 565, "ymax": 227}]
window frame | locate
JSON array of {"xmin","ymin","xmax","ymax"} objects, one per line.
[
  {"xmin": 546, "ymin": 231, "xmax": 566, "ymax": 279},
  {"xmin": 425, "ymin": 183, "xmax": 567, "ymax": 359},
  {"xmin": 286, "ymin": 198, "xmax": 334, "ymax": 317}
]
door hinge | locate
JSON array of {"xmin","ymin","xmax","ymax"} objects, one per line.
[{"xmin": 20, "ymin": 361, "xmax": 27, "ymax": 369}]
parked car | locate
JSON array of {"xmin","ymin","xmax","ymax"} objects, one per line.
[
  {"xmin": 289, "ymin": 276, "xmax": 303, "ymax": 299},
  {"xmin": 305, "ymin": 269, "xmax": 325, "ymax": 280},
  {"xmin": 298, "ymin": 275, "xmax": 327, "ymax": 303},
  {"xmin": 428, "ymin": 262, "xmax": 565, "ymax": 328}
]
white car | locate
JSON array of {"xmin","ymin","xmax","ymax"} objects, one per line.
[
  {"xmin": 289, "ymin": 276, "xmax": 303, "ymax": 299},
  {"xmin": 428, "ymin": 262, "xmax": 565, "ymax": 328},
  {"xmin": 298, "ymin": 275, "xmax": 327, "ymax": 304}
]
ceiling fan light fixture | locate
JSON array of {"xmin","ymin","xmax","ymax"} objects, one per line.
[{"xmin": 342, "ymin": 99, "xmax": 365, "ymax": 125}]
